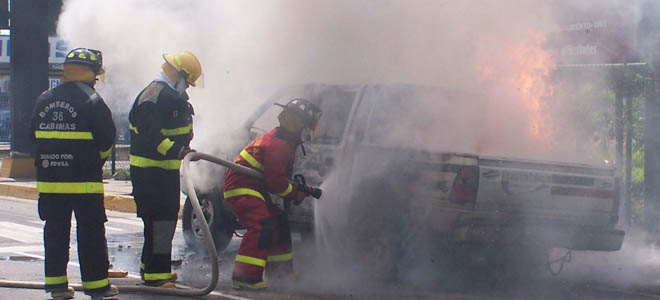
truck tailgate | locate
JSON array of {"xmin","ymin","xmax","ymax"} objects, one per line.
[{"xmin": 475, "ymin": 157, "xmax": 619, "ymax": 227}]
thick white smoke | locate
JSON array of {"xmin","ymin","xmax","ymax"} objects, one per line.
[
  {"xmin": 57, "ymin": 0, "xmax": 660, "ymax": 294},
  {"xmin": 57, "ymin": 0, "xmax": 569, "ymax": 161}
]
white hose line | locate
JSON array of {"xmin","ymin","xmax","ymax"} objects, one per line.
[
  {"xmin": 0, "ymin": 152, "xmax": 222, "ymax": 297},
  {"xmin": 193, "ymin": 152, "xmax": 264, "ymax": 179}
]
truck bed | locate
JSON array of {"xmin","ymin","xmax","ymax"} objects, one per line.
[
  {"xmin": 476, "ymin": 156, "xmax": 619, "ymax": 227},
  {"xmin": 388, "ymin": 150, "xmax": 624, "ymax": 251}
]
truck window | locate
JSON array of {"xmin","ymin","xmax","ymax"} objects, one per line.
[
  {"xmin": 250, "ymin": 86, "xmax": 356, "ymax": 144},
  {"xmin": 363, "ymin": 86, "xmax": 476, "ymax": 151},
  {"xmin": 311, "ymin": 88, "xmax": 356, "ymax": 145},
  {"xmin": 250, "ymin": 106, "xmax": 280, "ymax": 138},
  {"xmin": 365, "ymin": 93, "xmax": 412, "ymax": 145}
]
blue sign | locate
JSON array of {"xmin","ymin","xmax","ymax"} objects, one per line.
[
  {"xmin": 49, "ymin": 78, "xmax": 61, "ymax": 89},
  {"xmin": 0, "ymin": 35, "xmax": 70, "ymax": 64}
]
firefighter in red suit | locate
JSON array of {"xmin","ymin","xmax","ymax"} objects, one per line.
[{"xmin": 223, "ymin": 98, "xmax": 322, "ymax": 290}]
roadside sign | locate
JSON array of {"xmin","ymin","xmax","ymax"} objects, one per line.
[
  {"xmin": 0, "ymin": 35, "xmax": 69, "ymax": 64},
  {"xmin": 547, "ymin": 10, "xmax": 641, "ymax": 65}
]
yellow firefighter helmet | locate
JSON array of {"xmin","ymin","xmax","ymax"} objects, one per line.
[{"xmin": 163, "ymin": 50, "xmax": 202, "ymax": 87}]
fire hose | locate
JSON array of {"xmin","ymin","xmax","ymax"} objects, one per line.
[
  {"xmin": 0, "ymin": 151, "xmax": 266, "ymax": 298},
  {"xmin": 192, "ymin": 152, "xmax": 322, "ymax": 201}
]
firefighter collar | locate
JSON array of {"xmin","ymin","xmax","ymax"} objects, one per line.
[
  {"xmin": 155, "ymin": 71, "xmax": 188, "ymax": 96},
  {"xmin": 156, "ymin": 71, "xmax": 176, "ymax": 90}
]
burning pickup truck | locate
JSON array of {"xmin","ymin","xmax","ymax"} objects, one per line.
[{"xmin": 182, "ymin": 84, "xmax": 624, "ymax": 274}]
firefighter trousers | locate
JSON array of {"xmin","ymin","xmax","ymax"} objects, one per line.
[
  {"xmin": 139, "ymin": 218, "xmax": 177, "ymax": 282},
  {"xmin": 131, "ymin": 166, "xmax": 180, "ymax": 283},
  {"xmin": 226, "ymin": 194, "xmax": 293, "ymax": 283},
  {"xmin": 38, "ymin": 195, "xmax": 111, "ymax": 294}
]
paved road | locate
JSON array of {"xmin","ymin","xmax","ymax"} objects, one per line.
[
  {"xmin": 2, "ymin": 195, "xmax": 660, "ymax": 299},
  {"xmin": 0, "ymin": 196, "xmax": 247, "ymax": 300},
  {"xmin": 0, "ymin": 195, "xmax": 178, "ymax": 273}
]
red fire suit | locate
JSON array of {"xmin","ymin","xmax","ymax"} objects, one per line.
[{"xmin": 223, "ymin": 127, "xmax": 299, "ymax": 283}]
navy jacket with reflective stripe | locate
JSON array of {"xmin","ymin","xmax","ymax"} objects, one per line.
[
  {"xmin": 29, "ymin": 82, "xmax": 116, "ymax": 197},
  {"xmin": 128, "ymin": 81, "xmax": 193, "ymax": 168}
]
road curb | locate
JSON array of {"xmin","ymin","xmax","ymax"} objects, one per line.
[
  {"xmin": 0, "ymin": 182, "xmax": 137, "ymax": 213},
  {"xmin": 0, "ymin": 183, "xmax": 38, "ymax": 200},
  {"xmin": 102, "ymin": 194, "xmax": 136, "ymax": 213}
]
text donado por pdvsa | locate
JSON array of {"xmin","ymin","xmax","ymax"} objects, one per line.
[
  {"xmin": 39, "ymin": 122, "xmax": 77, "ymax": 130},
  {"xmin": 40, "ymin": 153, "xmax": 74, "ymax": 160}
]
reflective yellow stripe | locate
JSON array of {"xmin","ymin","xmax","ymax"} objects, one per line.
[
  {"xmin": 235, "ymin": 254, "xmax": 266, "ymax": 267},
  {"xmin": 157, "ymin": 138, "xmax": 175, "ymax": 156},
  {"xmin": 99, "ymin": 146, "xmax": 112, "ymax": 159},
  {"xmin": 140, "ymin": 262, "xmax": 145, "ymax": 270},
  {"xmin": 37, "ymin": 182, "xmax": 104, "ymax": 194},
  {"xmin": 240, "ymin": 149, "xmax": 264, "ymax": 171},
  {"xmin": 82, "ymin": 278, "xmax": 109, "ymax": 290},
  {"xmin": 130, "ymin": 155, "xmax": 181, "ymax": 170},
  {"xmin": 35, "ymin": 130, "xmax": 93, "ymax": 140},
  {"xmin": 173, "ymin": 56, "xmax": 191, "ymax": 75},
  {"xmin": 144, "ymin": 272, "xmax": 172, "ymax": 281},
  {"xmin": 267, "ymin": 253, "xmax": 293, "ymax": 262},
  {"xmin": 131, "ymin": 123, "xmax": 192, "ymax": 136},
  {"xmin": 161, "ymin": 124, "xmax": 192, "ymax": 136},
  {"xmin": 45, "ymin": 275, "xmax": 68, "ymax": 285},
  {"xmin": 223, "ymin": 188, "xmax": 264, "ymax": 201},
  {"xmin": 276, "ymin": 183, "xmax": 293, "ymax": 198}
]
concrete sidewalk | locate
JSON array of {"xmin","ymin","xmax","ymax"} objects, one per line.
[{"xmin": 0, "ymin": 177, "xmax": 140, "ymax": 213}]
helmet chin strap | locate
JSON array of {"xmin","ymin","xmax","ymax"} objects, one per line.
[
  {"xmin": 299, "ymin": 127, "xmax": 315, "ymax": 156},
  {"xmin": 300, "ymin": 142, "xmax": 307, "ymax": 156}
]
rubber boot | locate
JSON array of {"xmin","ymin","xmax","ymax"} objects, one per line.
[
  {"xmin": 232, "ymin": 279, "xmax": 268, "ymax": 290},
  {"xmin": 89, "ymin": 284, "xmax": 119, "ymax": 300},
  {"xmin": 143, "ymin": 280, "xmax": 176, "ymax": 288},
  {"xmin": 140, "ymin": 270, "xmax": 177, "ymax": 281},
  {"xmin": 50, "ymin": 287, "xmax": 75, "ymax": 300}
]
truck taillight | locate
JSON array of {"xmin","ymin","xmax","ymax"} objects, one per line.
[{"xmin": 450, "ymin": 166, "xmax": 479, "ymax": 204}]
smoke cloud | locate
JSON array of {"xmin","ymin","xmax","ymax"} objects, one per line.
[
  {"xmin": 57, "ymin": 0, "xmax": 572, "ymax": 160},
  {"xmin": 57, "ymin": 0, "xmax": 642, "ymax": 168},
  {"xmin": 57, "ymin": 0, "xmax": 660, "ymax": 295}
]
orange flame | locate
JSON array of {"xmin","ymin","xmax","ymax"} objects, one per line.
[
  {"xmin": 476, "ymin": 33, "xmax": 557, "ymax": 149},
  {"xmin": 511, "ymin": 33, "xmax": 556, "ymax": 145}
]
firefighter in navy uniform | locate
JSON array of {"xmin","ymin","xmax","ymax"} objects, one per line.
[
  {"xmin": 129, "ymin": 50, "xmax": 202, "ymax": 288},
  {"xmin": 223, "ymin": 98, "xmax": 322, "ymax": 290},
  {"xmin": 29, "ymin": 48, "xmax": 118, "ymax": 299}
]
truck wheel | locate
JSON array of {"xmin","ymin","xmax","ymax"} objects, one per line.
[{"xmin": 182, "ymin": 193, "xmax": 234, "ymax": 253}]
